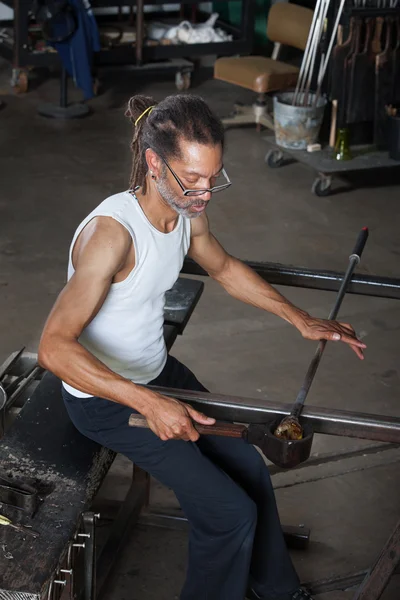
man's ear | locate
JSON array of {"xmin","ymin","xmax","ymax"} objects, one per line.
[{"xmin": 145, "ymin": 148, "xmax": 163, "ymax": 179}]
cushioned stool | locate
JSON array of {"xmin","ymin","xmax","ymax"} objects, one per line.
[{"xmin": 214, "ymin": 3, "xmax": 313, "ymax": 131}]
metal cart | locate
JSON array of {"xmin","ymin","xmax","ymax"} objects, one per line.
[{"xmin": 264, "ymin": 136, "xmax": 400, "ymax": 197}]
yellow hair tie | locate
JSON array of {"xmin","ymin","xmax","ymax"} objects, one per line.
[{"xmin": 135, "ymin": 105, "xmax": 155, "ymax": 126}]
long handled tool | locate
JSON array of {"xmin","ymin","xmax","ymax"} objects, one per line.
[
  {"xmin": 129, "ymin": 229, "xmax": 369, "ymax": 469},
  {"xmin": 274, "ymin": 227, "xmax": 369, "ymax": 441},
  {"xmin": 128, "ymin": 413, "xmax": 314, "ymax": 470},
  {"xmin": 374, "ymin": 17, "xmax": 395, "ymax": 147}
]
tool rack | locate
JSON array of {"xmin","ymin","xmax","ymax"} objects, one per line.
[
  {"xmin": 264, "ymin": 0, "xmax": 400, "ymax": 197},
  {"xmin": 0, "ymin": 0, "xmax": 255, "ymax": 94}
]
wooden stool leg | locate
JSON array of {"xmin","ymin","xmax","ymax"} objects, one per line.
[{"xmin": 353, "ymin": 518, "xmax": 400, "ymax": 600}]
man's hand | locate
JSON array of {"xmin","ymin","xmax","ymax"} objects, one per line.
[
  {"xmin": 297, "ymin": 313, "xmax": 367, "ymax": 360},
  {"xmin": 142, "ymin": 393, "xmax": 215, "ymax": 442}
]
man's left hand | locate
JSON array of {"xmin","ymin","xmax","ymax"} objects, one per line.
[{"xmin": 297, "ymin": 313, "xmax": 367, "ymax": 360}]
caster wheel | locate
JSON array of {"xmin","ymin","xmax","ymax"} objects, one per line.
[
  {"xmin": 175, "ymin": 71, "xmax": 191, "ymax": 91},
  {"xmin": 265, "ymin": 149, "xmax": 284, "ymax": 169},
  {"xmin": 312, "ymin": 177, "xmax": 332, "ymax": 197},
  {"xmin": 12, "ymin": 69, "xmax": 29, "ymax": 94}
]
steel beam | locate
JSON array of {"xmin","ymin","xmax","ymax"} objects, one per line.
[
  {"xmin": 181, "ymin": 258, "xmax": 400, "ymax": 301},
  {"xmin": 146, "ymin": 385, "xmax": 400, "ymax": 444}
]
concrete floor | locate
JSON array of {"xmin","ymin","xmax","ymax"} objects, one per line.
[{"xmin": 1, "ymin": 61, "xmax": 400, "ymax": 598}]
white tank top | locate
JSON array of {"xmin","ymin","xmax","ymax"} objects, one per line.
[{"xmin": 62, "ymin": 191, "xmax": 191, "ymax": 398}]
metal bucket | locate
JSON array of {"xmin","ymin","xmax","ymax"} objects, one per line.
[{"xmin": 273, "ymin": 92, "xmax": 327, "ymax": 150}]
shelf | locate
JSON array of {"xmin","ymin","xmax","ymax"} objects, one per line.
[{"xmin": 4, "ymin": 0, "xmax": 254, "ymax": 76}]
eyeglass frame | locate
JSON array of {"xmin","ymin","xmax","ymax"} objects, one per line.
[{"xmin": 162, "ymin": 159, "xmax": 232, "ymax": 197}]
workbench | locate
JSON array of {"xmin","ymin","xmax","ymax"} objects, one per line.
[{"xmin": 0, "ymin": 276, "xmax": 204, "ymax": 600}]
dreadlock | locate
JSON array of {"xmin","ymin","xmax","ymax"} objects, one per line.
[{"xmin": 125, "ymin": 94, "xmax": 225, "ymax": 194}]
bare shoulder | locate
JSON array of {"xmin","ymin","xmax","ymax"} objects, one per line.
[
  {"xmin": 73, "ymin": 216, "xmax": 132, "ymax": 276},
  {"xmin": 190, "ymin": 212, "xmax": 210, "ymax": 238}
]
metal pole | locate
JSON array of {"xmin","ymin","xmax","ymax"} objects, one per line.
[
  {"xmin": 292, "ymin": 0, "xmax": 324, "ymax": 105},
  {"xmin": 143, "ymin": 384, "xmax": 400, "ymax": 443},
  {"xmin": 313, "ymin": 0, "xmax": 346, "ymax": 106},
  {"xmin": 181, "ymin": 259, "xmax": 400, "ymax": 301},
  {"xmin": 292, "ymin": 254, "xmax": 359, "ymax": 414},
  {"xmin": 303, "ymin": 0, "xmax": 329, "ymax": 106}
]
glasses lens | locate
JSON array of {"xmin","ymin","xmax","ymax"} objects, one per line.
[
  {"xmin": 183, "ymin": 172, "xmax": 231, "ymax": 196},
  {"xmin": 186, "ymin": 190, "xmax": 208, "ymax": 197},
  {"xmin": 212, "ymin": 183, "xmax": 231, "ymax": 193}
]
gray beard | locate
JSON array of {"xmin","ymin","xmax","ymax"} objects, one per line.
[{"xmin": 156, "ymin": 174, "xmax": 206, "ymax": 220}]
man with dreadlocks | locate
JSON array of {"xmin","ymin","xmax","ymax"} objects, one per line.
[{"xmin": 39, "ymin": 94, "xmax": 365, "ymax": 600}]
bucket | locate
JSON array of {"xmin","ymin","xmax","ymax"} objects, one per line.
[
  {"xmin": 273, "ymin": 92, "xmax": 327, "ymax": 150},
  {"xmin": 388, "ymin": 114, "xmax": 400, "ymax": 161}
]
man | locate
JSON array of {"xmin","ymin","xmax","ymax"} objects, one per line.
[{"xmin": 39, "ymin": 94, "xmax": 366, "ymax": 600}]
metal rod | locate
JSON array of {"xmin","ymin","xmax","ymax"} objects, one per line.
[
  {"xmin": 181, "ymin": 259, "xmax": 400, "ymax": 301},
  {"xmin": 294, "ymin": 15, "xmax": 319, "ymax": 104},
  {"xmin": 293, "ymin": 255, "xmax": 359, "ymax": 414},
  {"xmin": 313, "ymin": 0, "xmax": 346, "ymax": 106},
  {"xmin": 143, "ymin": 384, "xmax": 400, "ymax": 443},
  {"xmin": 303, "ymin": 0, "xmax": 329, "ymax": 106},
  {"xmin": 292, "ymin": 0, "xmax": 324, "ymax": 105}
]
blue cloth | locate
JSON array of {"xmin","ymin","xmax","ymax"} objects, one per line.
[
  {"xmin": 62, "ymin": 355, "xmax": 300, "ymax": 600},
  {"xmin": 52, "ymin": 0, "xmax": 100, "ymax": 100}
]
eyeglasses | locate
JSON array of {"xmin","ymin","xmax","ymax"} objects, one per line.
[{"xmin": 163, "ymin": 159, "xmax": 232, "ymax": 197}]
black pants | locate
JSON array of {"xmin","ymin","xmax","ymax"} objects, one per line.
[{"xmin": 62, "ymin": 356, "xmax": 300, "ymax": 600}]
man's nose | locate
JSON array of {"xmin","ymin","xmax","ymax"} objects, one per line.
[{"xmin": 199, "ymin": 191, "xmax": 212, "ymax": 202}]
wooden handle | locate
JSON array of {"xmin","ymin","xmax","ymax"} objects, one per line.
[
  {"xmin": 337, "ymin": 24, "xmax": 343, "ymax": 46},
  {"xmin": 195, "ymin": 422, "xmax": 247, "ymax": 438},
  {"xmin": 372, "ymin": 17, "xmax": 384, "ymax": 55},
  {"xmin": 329, "ymin": 100, "xmax": 338, "ymax": 148},
  {"xmin": 129, "ymin": 414, "xmax": 153, "ymax": 428},
  {"xmin": 342, "ymin": 17, "xmax": 355, "ymax": 48},
  {"xmin": 363, "ymin": 19, "xmax": 373, "ymax": 55},
  {"xmin": 353, "ymin": 18, "xmax": 363, "ymax": 55},
  {"xmin": 128, "ymin": 414, "xmax": 247, "ymax": 439}
]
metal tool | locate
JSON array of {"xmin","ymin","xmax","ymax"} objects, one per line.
[
  {"xmin": 292, "ymin": 0, "xmax": 324, "ymax": 106},
  {"xmin": 347, "ymin": 19, "xmax": 376, "ymax": 123},
  {"xmin": 272, "ymin": 227, "xmax": 369, "ymax": 452},
  {"xmin": 346, "ymin": 18, "xmax": 369, "ymax": 123},
  {"xmin": 330, "ymin": 18, "xmax": 356, "ymax": 127},
  {"xmin": 0, "ymin": 348, "xmax": 43, "ymax": 438},
  {"xmin": 391, "ymin": 16, "xmax": 400, "ymax": 104},
  {"xmin": 0, "ymin": 473, "xmax": 39, "ymax": 514},
  {"xmin": 130, "ymin": 228, "xmax": 369, "ymax": 469},
  {"xmin": 374, "ymin": 17, "xmax": 395, "ymax": 146},
  {"xmin": 0, "ymin": 513, "xmax": 39, "ymax": 538},
  {"xmin": 128, "ymin": 414, "xmax": 318, "ymax": 470},
  {"xmin": 0, "ymin": 347, "xmax": 25, "ymax": 382},
  {"xmin": 313, "ymin": 0, "xmax": 346, "ymax": 107}
]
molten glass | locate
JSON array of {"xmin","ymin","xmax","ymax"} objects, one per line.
[{"xmin": 274, "ymin": 416, "xmax": 303, "ymax": 440}]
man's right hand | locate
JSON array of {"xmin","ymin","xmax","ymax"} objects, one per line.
[{"xmin": 142, "ymin": 393, "xmax": 216, "ymax": 442}]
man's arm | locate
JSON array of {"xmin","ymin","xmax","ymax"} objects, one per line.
[
  {"xmin": 188, "ymin": 214, "xmax": 366, "ymax": 359},
  {"xmin": 39, "ymin": 216, "xmax": 214, "ymax": 442}
]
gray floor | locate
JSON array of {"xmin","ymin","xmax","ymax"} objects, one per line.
[{"xmin": 1, "ymin": 62, "xmax": 400, "ymax": 598}]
